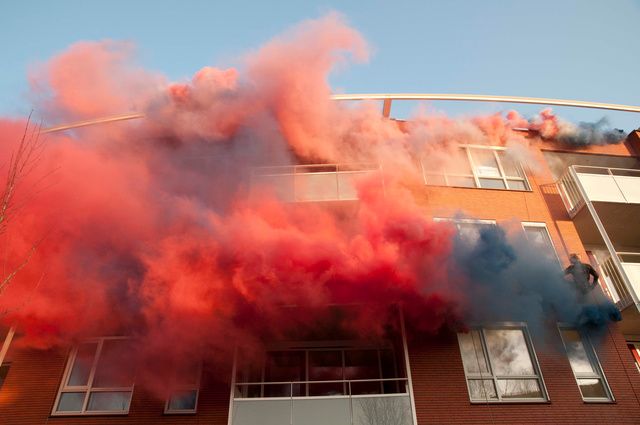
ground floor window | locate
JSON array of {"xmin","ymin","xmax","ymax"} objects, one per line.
[
  {"xmin": 53, "ymin": 337, "xmax": 135, "ymax": 415},
  {"xmin": 164, "ymin": 359, "xmax": 202, "ymax": 413},
  {"xmin": 458, "ymin": 324, "xmax": 548, "ymax": 402},
  {"xmin": 559, "ymin": 325, "xmax": 613, "ymax": 401}
]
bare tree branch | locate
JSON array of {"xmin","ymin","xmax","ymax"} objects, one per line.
[{"xmin": 0, "ymin": 114, "xmax": 56, "ymax": 317}]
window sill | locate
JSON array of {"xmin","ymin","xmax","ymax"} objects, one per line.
[
  {"xmin": 426, "ymin": 184, "xmax": 533, "ymax": 192},
  {"xmin": 470, "ymin": 399, "xmax": 550, "ymax": 404},
  {"xmin": 51, "ymin": 411, "xmax": 129, "ymax": 417}
]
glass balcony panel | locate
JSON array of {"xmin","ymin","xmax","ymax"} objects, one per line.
[
  {"xmin": 233, "ymin": 399, "xmax": 290, "ymax": 425},
  {"xmin": 577, "ymin": 173, "xmax": 626, "ymax": 202},
  {"xmin": 352, "ymin": 396, "xmax": 414, "ymax": 425},
  {"xmin": 292, "ymin": 398, "xmax": 351, "ymax": 425},
  {"xmin": 621, "ymin": 262, "xmax": 640, "ymax": 301},
  {"xmin": 614, "ymin": 176, "xmax": 640, "ymax": 202},
  {"xmin": 253, "ymin": 175, "xmax": 295, "ymax": 202},
  {"xmin": 337, "ymin": 173, "xmax": 363, "ymax": 199},
  {"xmin": 295, "ymin": 174, "xmax": 339, "ymax": 201}
]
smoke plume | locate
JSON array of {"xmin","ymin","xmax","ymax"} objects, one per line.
[{"xmin": 0, "ymin": 12, "xmax": 623, "ymax": 390}]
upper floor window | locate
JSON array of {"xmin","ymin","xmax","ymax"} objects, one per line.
[
  {"xmin": 435, "ymin": 218, "xmax": 497, "ymax": 246},
  {"xmin": 423, "ymin": 146, "xmax": 530, "ymax": 191},
  {"xmin": 457, "ymin": 324, "xmax": 548, "ymax": 402},
  {"xmin": 53, "ymin": 337, "xmax": 135, "ymax": 415},
  {"xmin": 558, "ymin": 325, "xmax": 613, "ymax": 402},
  {"xmin": 522, "ymin": 222, "xmax": 560, "ymax": 267},
  {"xmin": 165, "ymin": 359, "xmax": 202, "ymax": 414},
  {"xmin": 251, "ymin": 163, "xmax": 383, "ymax": 202}
]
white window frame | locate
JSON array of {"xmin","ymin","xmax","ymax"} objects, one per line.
[
  {"xmin": 457, "ymin": 323, "xmax": 549, "ymax": 403},
  {"xmin": 164, "ymin": 360, "xmax": 202, "ymax": 414},
  {"xmin": 521, "ymin": 222, "xmax": 561, "ymax": 267},
  {"xmin": 423, "ymin": 145, "xmax": 530, "ymax": 191},
  {"xmin": 557, "ymin": 324, "xmax": 614, "ymax": 402},
  {"xmin": 52, "ymin": 336, "xmax": 135, "ymax": 416}
]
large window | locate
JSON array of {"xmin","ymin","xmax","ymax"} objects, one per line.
[
  {"xmin": 165, "ymin": 360, "xmax": 202, "ymax": 414},
  {"xmin": 235, "ymin": 345, "xmax": 401, "ymax": 398},
  {"xmin": 558, "ymin": 325, "xmax": 613, "ymax": 401},
  {"xmin": 423, "ymin": 146, "xmax": 530, "ymax": 190},
  {"xmin": 53, "ymin": 337, "xmax": 136, "ymax": 415},
  {"xmin": 458, "ymin": 324, "xmax": 548, "ymax": 402}
]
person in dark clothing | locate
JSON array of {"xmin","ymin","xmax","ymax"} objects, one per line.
[{"xmin": 564, "ymin": 253, "xmax": 599, "ymax": 294}]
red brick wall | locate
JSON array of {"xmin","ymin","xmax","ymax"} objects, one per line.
[
  {"xmin": 406, "ymin": 324, "xmax": 640, "ymax": 424},
  {"xmin": 0, "ymin": 346, "xmax": 230, "ymax": 425}
]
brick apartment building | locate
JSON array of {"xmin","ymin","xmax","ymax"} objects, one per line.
[{"xmin": 1, "ymin": 106, "xmax": 640, "ymax": 424}]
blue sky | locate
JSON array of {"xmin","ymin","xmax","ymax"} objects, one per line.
[{"xmin": 1, "ymin": 0, "xmax": 640, "ymax": 131}]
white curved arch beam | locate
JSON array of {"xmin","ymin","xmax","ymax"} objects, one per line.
[
  {"xmin": 330, "ymin": 93, "xmax": 640, "ymax": 117},
  {"xmin": 39, "ymin": 94, "xmax": 640, "ymax": 133}
]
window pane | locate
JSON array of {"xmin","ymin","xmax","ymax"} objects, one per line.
[
  {"xmin": 424, "ymin": 173, "xmax": 447, "ymax": 186},
  {"xmin": 507, "ymin": 180, "xmax": 527, "ymax": 190},
  {"xmin": 478, "ymin": 178, "xmax": 506, "ymax": 189},
  {"xmin": 497, "ymin": 379, "xmax": 542, "ymax": 399},
  {"xmin": 497, "ymin": 152, "xmax": 524, "ymax": 178},
  {"xmin": 456, "ymin": 223, "xmax": 495, "ymax": 246},
  {"xmin": 459, "ymin": 331, "xmax": 488, "ymax": 374},
  {"xmin": 265, "ymin": 351, "xmax": 304, "ymax": 397},
  {"xmin": 560, "ymin": 329, "xmax": 595, "ymax": 374},
  {"xmin": 468, "ymin": 379, "xmax": 497, "ymax": 400},
  {"xmin": 577, "ymin": 379, "xmax": 607, "ymax": 398},
  {"xmin": 345, "ymin": 350, "xmax": 381, "ymax": 395},
  {"xmin": 68, "ymin": 343, "xmax": 98, "ymax": 387},
  {"xmin": 446, "ymin": 149, "xmax": 473, "ymax": 175},
  {"xmin": 168, "ymin": 390, "xmax": 197, "ymax": 410},
  {"xmin": 470, "ymin": 149, "xmax": 500, "ymax": 177},
  {"xmin": 309, "ymin": 351, "xmax": 343, "ymax": 396},
  {"xmin": 93, "ymin": 340, "xmax": 135, "ymax": 388},
  {"xmin": 87, "ymin": 391, "xmax": 131, "ymax": 411},
  {"xmin": 485, "ymin": 329, "xmax": 535, "ymax": 375},
  {"xmin": 57, "ymin": 392, "xmax": 85, "ymax": 412},
  {"xmin": 448, "ymin": 176, "xmax": 475, "ymax": 187}
]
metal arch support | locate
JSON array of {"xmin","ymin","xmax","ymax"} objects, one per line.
[{"xmin": 37, "ymin": 94, "xmax": 640, "ymax": 134}]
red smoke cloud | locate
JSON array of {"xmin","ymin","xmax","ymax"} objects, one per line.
[{"xmin": 0, "ymin": 12, "xmax": 621, "ymax": 389}]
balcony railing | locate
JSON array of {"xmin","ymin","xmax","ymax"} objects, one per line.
[
  {"xmin": 600, "ymin": 253, "xmax": 640, "ymax": 310},
  {"xmin": 251, "ymin": 163, "xmax": 383, "ymax": 202},
  {"xmin": 232, "ymin": 378, "xmax": 413, "ymax": 425},
  {"xmin": 557, "ymin": 166, "xmax": 640, "ymax": 217}
]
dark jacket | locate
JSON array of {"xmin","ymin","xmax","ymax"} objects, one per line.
[{"xmin": 564, "ymin": 261, "xmax": 599, "ymax": 293}]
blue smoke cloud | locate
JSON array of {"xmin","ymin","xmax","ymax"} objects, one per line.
[{"xmin": 451, "ymin": 225, "xmax": 620, "ymax": 336}]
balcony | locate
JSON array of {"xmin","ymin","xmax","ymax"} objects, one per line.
[
  {"xmin": 231, "ymin": 378, "xmax": 413, "ymax": 425},
  {"xmin": 557, "ymin": 166, "xmax": 640, "ymax": 217},
  {"xmin": 250, "ymin": 163, "xmax": 383, "ymax": 203}
]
